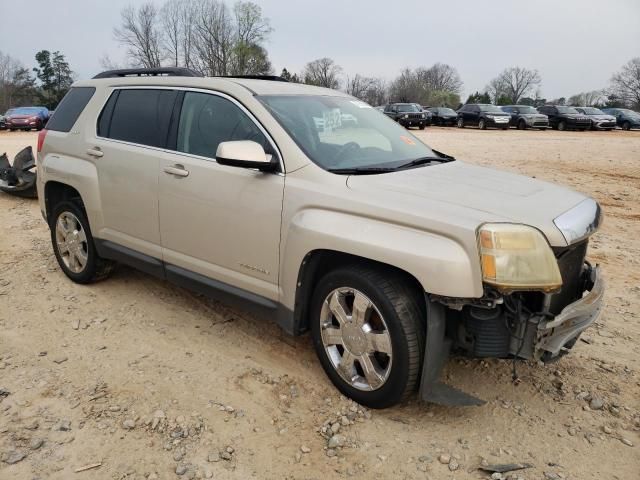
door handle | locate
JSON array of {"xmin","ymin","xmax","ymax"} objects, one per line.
[
  {"xmin": 86, "ymin": 147, "xmax": 103, "ymax": 158},
  {"xmin": 163, "ymin": 165, "xmax": 189, "ymax": 177}
]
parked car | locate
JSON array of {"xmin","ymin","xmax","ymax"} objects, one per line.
[
  {"xmin": 456, "ymin": 104, "xmax": 511, "ymax": 129},
  {"xmin": 426, "ymin": 107, "xmax": 458, "ymax": 126},
  {"xmin": 601, "ymin": 108, "xmax": 640, "ymax": 130},
  {"xmin": 383, "ymin": 103, "xmax": 428, "ymax": 129},
  {"xmin": 411, "ymin": 104, "xmax": 432, "ymax": 125},
  {"xmin": 4, "ymin": 107, "xmax": 48, "ymax": 131},
  {"xmin": 37, "ymin": 68, "xmax": 604, "ymax": 408},
  {"xmin": 574, "ymin": 107, "xmax": 616, "ymax": 131},
  {"xmin": 536, "ymin": 105, "xmax": 591, "ymax": 131},
  {"xmin": 500, "ymin": 105, "xmax": 549, "ymax": 130},
  {"xmin": 374, "ymin": 106, "xmax": 385, "ymax": 113}
]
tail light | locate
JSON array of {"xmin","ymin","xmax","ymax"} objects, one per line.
[{"xmin": 37, "ymin": 129, "xmax": 48, "ymax": 153}]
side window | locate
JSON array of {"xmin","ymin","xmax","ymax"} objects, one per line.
[
  {"xmin": 104, "ymin": 89, "xmax": 178, "ymax": 148},
  {"xmin": 177, "ymin": 91, "xmax": 269, "ymax": 160},
  {"xmin": 47, "ymin": 87, "xmax": 95, "ymax": 132}
]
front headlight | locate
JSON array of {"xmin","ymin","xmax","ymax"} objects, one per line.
[
  {"xmin": 403, "ymin": 114, "xmax": 408, "ymax": 119},
  {"xmin": 421, "ymin": 113, "xmax": 425, "ymax": 118},
  {"xmin": 478, "ymin": 223, "xmax": 562, "ymax": 292}
]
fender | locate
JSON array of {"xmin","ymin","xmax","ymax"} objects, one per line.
[
  {"xmin": 279, "ymin": 208, "xmax": 483, "ymax": 314},
  {"xmin": 40, "ymin": 153, "xmax": 103, "ymax": 230}
]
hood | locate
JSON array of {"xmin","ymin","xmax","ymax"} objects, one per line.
[
  {"xmin": 522, "ymin": 114, "xmax": 547, "ymax": 119},
  {"xmin": 346, "ymin": 161, "xmax": 589, "ymax": 246},
  {"xmin": 589, "ymin": 114, "xmax": 615, "ymax": 121}
]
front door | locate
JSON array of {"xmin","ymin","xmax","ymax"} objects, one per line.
[{"xmin": 158, "ymin": 90, "xmax": 285, "ymax": 301}]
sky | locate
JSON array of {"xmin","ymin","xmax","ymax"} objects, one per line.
[{"xmin": 2, "ymin": 0, "xmax": 639, "ymax": 100}]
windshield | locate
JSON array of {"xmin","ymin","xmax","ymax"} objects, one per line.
[
  {"xmin": 516, "ymin": 106, "xmax": 538, "ymax": 114},
  {"xmin": 580, "ymin": 107, "xmax": 604, "ymax": 115},
  {"xmin": 438, "ymin": 108, "xmax": 456, "ymax": 115},
  {"xmin": 556, "ymin": 106, "xmax": 580, "ymax": 114},
  {"xmin": 259, "ymin": 95, "xmax": 439, "ymax": 171},
  {"xmin": 478, "ymin": 105, "xmax": 505, "ymax": 113},
  {"xmin": 397, "ymin": 104, "xmax": 421, "ymax": 112},
  {"xmin": 8, "ymin": 107, "xmax": 40, "ymax": 115},
  {"xmin": 620, "ymin": 109, "xmax": 640, "ymax": 118}
]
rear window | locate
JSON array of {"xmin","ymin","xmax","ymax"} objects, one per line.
[
  {"xmin": 47, "ymin": 87, "xmax": 95, "ymax": 132},
  {"xmin": 102, "ymin": 89, "xmax": 178, "ymax": 148}
]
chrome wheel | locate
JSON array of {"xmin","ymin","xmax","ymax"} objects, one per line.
[
  {"xmin": 320, "ymin": 287, "xmax": 392, "ymax": 391},
  {"xmin": 55, "ymin": 212, "xmax": 88, "ymax": 273}
]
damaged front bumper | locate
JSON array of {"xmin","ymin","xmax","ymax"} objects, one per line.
[{"xmin": 535, "ymin": 264, "xmax": 604, "ymax": 361}]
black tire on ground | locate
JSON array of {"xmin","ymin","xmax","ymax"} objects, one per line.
[
  {"xmin": 310, "ymin": 265, "xmax": 425, "ymax": 409},
  {"xmin": 479, "ymin": 118, "xmax": 487, "ymax": 130},
  {"xmin": 517, "ymin": 119, "xmax": 527, "ymax": 130},
  {"xmin": 622, "ymin": 121, "xmax": 631, "ymax": 131},
  {"xmin": 457, "ymin": 118, "xmax": 464, "ymax": 128},
  {"xmin": 558, "ymin": 121, "xmax": 566, "ymax": 131},
  {"xmin": 50, "ymin": 200, "xmax": 115, "ymax": 284},
  {"xmin": 539, "ymin": 128, "xmax": 547, "ymax": 131},
  {"xmin": 501, "ymin": 127, "xmax": 509, "ymax": 130},
  {"xmin": 419, "ymin": 125, "xmax": 425, "ymax": 130}
]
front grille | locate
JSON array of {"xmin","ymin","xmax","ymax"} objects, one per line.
[
  {"xmin": 549, "ymin": 240, "xmax": 589, "ymax": 314},
  {"xmin": 407, "ymin": 113, "xmax": 423, "ymax": 119}
]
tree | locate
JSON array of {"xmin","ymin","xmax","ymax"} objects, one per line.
[
  {"xmin": 487, "ymin": 66, "xmax": 541, "ymax": 104},
  {"xmin": 609, "ymin": 57, "xmax": 640, "ymax": 109},
  {"xmin": 567, "ymin": 90, "xmax": 606, "ymax": 107},
  {"xmin": 345, "ymin": 75, "xmax": 387, "ymax": 105},
  {"xmin": 302, "ymin": 58, "xmax": 342, "ymax": 89},
  {"xmin": 230, "ymin": 42, "xmax": 272, "ymax": 75},
  {"xmin": 33, "ymin": 50, "xmax": 73, "ymax": 109},
  {"xmin": 421, "ymin": 63, "xmax": 462, "ymax": 95},
  {"xmin": 279, "ymin": 68, "xmax": 300, "ymax": 83},
  {"xmin": 388, "ymin": 64, "xmax": 462, "ymax": 107},
  {"xmin": 114, "ymin": 3, "xmax": 163, "ymax": 68},
  {"xmin": 0, "ymin": 51, "xmax": 37, "ymax": 111},
  {"xmin": 465, "ymin": 91, "xmax": 491, "ymax": 104}
]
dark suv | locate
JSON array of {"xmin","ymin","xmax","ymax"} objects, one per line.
[
  {"xmin": 501, "ymin": 105, "xmax": 549, "ymax": 130},
  {"xmin": 601, "ymin": 108, "xmax": 640, "ymax": 130},
  {"xmin": 536, "ymin": 105, "xmax": 591, "ymax": 131},
  {"xmin": 383, "ymin": 103, "xmax": 428, "ymax": 129},
  {"xmin": 456, "ymin": 104, "xmax": 511, "ymax": 130},
  {"xmin": 426, "ymin": 107, "xmax": 458, "ymax": 126}
]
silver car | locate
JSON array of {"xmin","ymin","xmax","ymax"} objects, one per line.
[{"xmin": 575, "ymin": 107, "xmax": 617, "ymax": 131}]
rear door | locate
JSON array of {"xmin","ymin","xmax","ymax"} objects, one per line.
[
  {"xmin": 93, "ymin": 88, "xmax": 179, "ymax": 259},
  {"xmin": 158, "ymin": 90, "xmax": 284, "ymax": 301}
]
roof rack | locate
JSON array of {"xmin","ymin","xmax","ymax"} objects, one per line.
[
  {"xmin": 215, "ymin": 75, "xmax": 288, "ymax": 82},
  {"xmin": 93, "ymin": 67, "xmax": 203, "ymax": 79}
]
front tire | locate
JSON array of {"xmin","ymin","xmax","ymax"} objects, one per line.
[
  {"xmin": 479, "ymin": 118, "xmax": 487, "ymax": 130},
  {"xmin": 50, "ymin": 200, "xmax": 114, "ymax": 284},
  {"xmin": 622, "ymin": 121, "xmax": 631, "ymax": 131},
  {"xmin": 310, "ymin": 265, "xmax": 424, "ymax": 409},
  {"xmin": 517, "ymin": 119, "xmax": 527, "ymax": 130},
  {"xmin": 558, "ymin": 121, "xmax": 567, "ymax": 131},
  {"xmin": 457, "ymin": 117, "xmax": 464, "ymax": 128}
]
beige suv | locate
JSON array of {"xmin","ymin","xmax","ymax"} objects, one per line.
[{"xmin": 37, "ymin": 68, "xmax": 604, "ymax": 408}]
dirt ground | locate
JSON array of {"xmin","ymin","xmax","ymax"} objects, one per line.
[{"xmin": 1, "ymin": 127, "xmax": 639, "ymax": 480}]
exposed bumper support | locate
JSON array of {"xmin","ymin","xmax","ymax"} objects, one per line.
[
  {"xmin": 419, "ymin": 299, "xmax": 485, "ymax": 406},
  {"xmin": 535, "ymin": 264, "xmax": 604, "ymax": 360}
]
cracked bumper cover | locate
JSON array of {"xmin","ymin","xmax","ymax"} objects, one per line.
[{"xmin": 535, "ymin": 264, "xmax": 604, "ymax": 360}]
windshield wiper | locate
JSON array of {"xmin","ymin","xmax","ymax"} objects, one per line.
[
  {"xmin": 327, "ymin": 166, "xmax": 398, "ymax": 175},
  {"xmin": 394, "ymin": 151, "xmax": 456, "ymax": 171}
]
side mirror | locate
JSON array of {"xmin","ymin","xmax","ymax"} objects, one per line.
[{"xmin": 215, "ymin": 140, "xmax": 277, "ymax": 172}]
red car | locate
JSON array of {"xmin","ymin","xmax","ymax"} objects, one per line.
[{"xmin": 4, "ymin": 107, "xmax": 48, "ymax": 131}]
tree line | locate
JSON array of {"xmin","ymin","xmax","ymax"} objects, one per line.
[{"xmin": 0, "ymin": 50, "xmax": 74, "ymax": 111}]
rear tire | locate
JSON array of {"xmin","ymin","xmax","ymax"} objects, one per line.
[
  {"xmin": 457, "ymin": 118, "xmax": 464, "ymax": 128},
  {"xmin": 517, "ymin": 119, "xmax": 527, "ymax": 130},
  {"xmin": 622, "ymin": 121, "xmax": 631, "ymax": 131},
  {"xmin": 50, "ymin": 200, "xmax": 114, "ymax": 284},
  {"xmin": 558, "ymin": 121, "xmax": 566, "ymax": 131},
  {"xmin": 310, "ymin": 265, "xmax": 425, "ymax": 409}
]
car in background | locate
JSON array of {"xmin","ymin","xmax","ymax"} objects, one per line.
[
  {"xmin": 383, "ymin": 103, "xmax": 428, "ymax": 129},
  {"xmin": 536, "ymin": 105, "xmax": 591, "ymax": 131},
  {"xmin": 426, "ymin": 107, "xmax": 458, "ymax": 126},
  {"xmin": 4, "ymin": 107, "xmax": 48, "ymax": 131},
  {"xmin": 375, "ymin": 106, "xmax": 385, "ymax": 113},
  {"xmin": 411, "ymin": 104, "xmax": 432, "ymax": 125},
  {"xmin": 601, "ymin": 108, "xmax": 640, "ymax": 130},
  {"xmin": 0, "ymin": 114, "xmax": 5, "ymax": 130},
  {"xmin": 456, "ymin": 104, "xmax": 510, "ymax": 130},
  {"xmin": 501, "ymin": 105, "xmax": 549, "ymax": 130},
  {"xmin": 573, "ymin": 107, "xmax": 616, "ymax": 131}
]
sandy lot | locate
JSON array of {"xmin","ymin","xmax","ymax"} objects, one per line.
[{"xmin": 1, "ymin": 127, "xmax": 639, "ymax": 480}]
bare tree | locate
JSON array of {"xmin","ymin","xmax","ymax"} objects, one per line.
[
  {"xmin": 488, "ymin": 66, "xmax": 542, "ymax": 104},
  {"xmin": 0, "ymin": 51, "xmax": 36, "ymax": 111},
  {"xmin": 161, "ymin": 0, "xmax": 183, "ymax": 67},
  {"xmin": 609, "ymin": 57, "xmax": 640, "ymax": 109},
  {"xmin": 99, "ymin": 54, "xmax": 128, "ymax": 71},
  {"xmin": 421, "ymin": 63, "xmax": 463, "ymax": 94},
  {"xmin": 191, "ymin": 0, "xmax": 235, "ymax": 76},
  {"xmin": 114, "ymin": 3, "xmax": 163, "ymax": 68},
  {"xmin": 302, "ymin": 58, "xmax": 342, "ymax": 89},
  {"xmin": 234, "ymin": 1, "xmax": 272, "ymax": 45},
  {"xmin": 567, "ymin": 90, "xmax": 606, "ymax": 107},
  {"xmin": 346, "ymin": 75, "xmax": 388, "ymax": 105}
]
